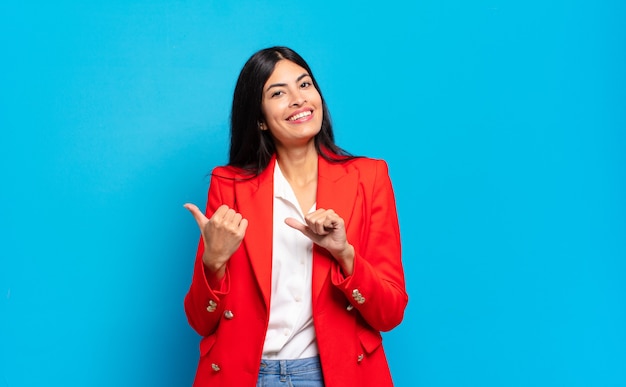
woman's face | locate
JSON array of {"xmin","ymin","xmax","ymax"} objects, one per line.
[{"xmin": 261, "ymin": 60, "xmax": 323, "ymax": 149}]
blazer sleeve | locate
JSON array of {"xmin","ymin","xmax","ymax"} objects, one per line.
[
  {"xmin": 184, "ymin": 169, "xmax": 233, "ymax": 337},
  {"xmin": 331, "ymin": 159, "xmax": 408, "ymax": 332}
]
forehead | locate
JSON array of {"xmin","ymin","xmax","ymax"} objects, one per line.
[{"xmin": 265, "ymin": 60, "xmax": 309, "ymax": 84}]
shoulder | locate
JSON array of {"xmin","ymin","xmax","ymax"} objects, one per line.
[
  {"xmin": 211, "ymin": 165, "xmax": 238, "ymax": 178},
  {"xmin": 320, "ymin": 156, "xmax": 391, "ymax": 188},
  {"xmin": 337, "ymin": 157, "xmax": 390, "ymax": 175},
  {"xmin": 210, "ymin": 165, "xmax": 254, "ymax": 181}
]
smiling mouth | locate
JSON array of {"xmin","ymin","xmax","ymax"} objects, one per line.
[{"xmin": 288, "ymin": 111, "xmax": 312, "ymax": 121}]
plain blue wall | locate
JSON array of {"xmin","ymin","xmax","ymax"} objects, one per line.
[{"xmin": 1, "ymin": 1, "xmax": 625, "ymax": 386}]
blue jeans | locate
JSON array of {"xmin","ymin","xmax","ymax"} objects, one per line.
[{"xmin": 256, "ymin": 356, "xmax": 325, "ymax": 387}]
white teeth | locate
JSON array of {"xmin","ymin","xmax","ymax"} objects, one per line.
[{"xmin": 288, "ymin": 111, "xmax": 311, "ymax": 121}]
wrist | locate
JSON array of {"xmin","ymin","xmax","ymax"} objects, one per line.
[
  {"xmin": 335, "ymin": 243, "xmax": 354, "ymax": 260},
  {"xmin": 334, "ymin": 244, "xmax": 355, "ymax": 276},
  {"xmin": 202, "ymin": 252, "xmax": 227, "ymax": 276}
]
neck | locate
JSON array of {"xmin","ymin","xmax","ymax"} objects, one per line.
[{"xmin": 275, "ymin": 143, "xmax": 318, "ymax": 187}]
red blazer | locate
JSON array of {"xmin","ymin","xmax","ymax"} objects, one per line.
[{"xmin": 185, "ymin": 155, "xmax": 408, "ymax": 386}]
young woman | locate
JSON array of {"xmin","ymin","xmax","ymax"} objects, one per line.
[{"xmin": 184, "ymin": 46, "xmax": 408, "ymax": 387}]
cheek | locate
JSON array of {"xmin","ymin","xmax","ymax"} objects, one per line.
[
  {"xmin": 261, "ymin": 106, "xmax": 276, "ymax": 122},
  {"xmin": 311, "ymin": 93, "xmax": 323, "ymax": 107},
  {"xmin": 264, "ymin": 101, "xmax": 287, "ymax": 119}
]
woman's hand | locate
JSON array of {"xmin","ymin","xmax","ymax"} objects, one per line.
[
  {"xmin": 285, "ymin": 208, "xmax": 355, "ymax": 275},
  {"xmin": 184, "ymin": 203, "xmax": 248, "ymax": 279}
]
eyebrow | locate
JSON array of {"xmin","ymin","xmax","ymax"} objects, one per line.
[{"xmin": 265, "ymin": 73, "xmax": 311, "ymax": 92}]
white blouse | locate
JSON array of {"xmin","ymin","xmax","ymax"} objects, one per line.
[{"xmin": 261, "ymin": 162, "xmax": 318, "ymax": 359}]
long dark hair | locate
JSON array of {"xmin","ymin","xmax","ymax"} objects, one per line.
[{"xmin": 228, "ymin": 46, "xmax": 352, "ymax": 175}]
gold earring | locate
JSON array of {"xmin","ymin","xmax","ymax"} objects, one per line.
[{"xmin": 258, "ymin": 122, "xmax": 267, "ymax": 131}]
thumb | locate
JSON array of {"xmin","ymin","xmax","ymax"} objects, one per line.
[
  {"xmin": 183, "ymin": 203, "xmax": 208, "ymax": 227},
  {"xmin": 285, "ymin": 217, "xmax": 307, "ymax": 233},
  {"xmin": 285, "ymin": 218, "xmax": 319, "ymax": 244}
]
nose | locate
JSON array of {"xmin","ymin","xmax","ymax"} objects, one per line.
[{"xmin": 289, "ymin": 90, "xmax": 306, "ymax": 107}]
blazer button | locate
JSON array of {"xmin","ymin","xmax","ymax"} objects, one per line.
[
  {"xmin": 224, "ymin": 310, "xmax": 234, "ymax": 319},
  {"xmin": 357, "ymin": 354, "xmax": 364, "ymax": 363},
  {"xmin": 352, "ymin": 289, "xmax": 366, "ymax": 305},
  {"xmin": 211, "ymin": 363, "xmax": 220, "ymax": 372},
  {"xmin": 206, "ymin": 300, "xmax": 217, "ymax": 313}
]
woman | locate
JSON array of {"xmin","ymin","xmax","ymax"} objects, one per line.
[{"xmin": 184, "ymin": 46, "xmax": 408, "ymax": 387}]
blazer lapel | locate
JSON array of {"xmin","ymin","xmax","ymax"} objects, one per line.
[
  {"xmin": 313, "ymin": 156, "xmax": 359, "ymax": 303},
  {"xmin": 235, "ymin": 158, "xmax": 275, "ymax": 310}
]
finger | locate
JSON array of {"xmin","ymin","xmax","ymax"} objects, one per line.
[
  {"xmin": 309, "ymin": 213, "xmax": 330, "ymax": 235},
  {"xmin": 211, "ymin": 204, "xmax": 231, "ymax": 220},
  {"xmin": 316, "ymin": 218, "xmax": 329, "ymax": 235},
  {"xmin": 303, "ymin": 211, "xmax": 321, "ymax": 234},
  {"xmin": 310, "ymin": 210, "xmax": 342, "ymax": 235},
  {"xmin": 238, "ymin": 218, "xmax": 249, "ymax": 234},
  {"xmin": 183, "ymin": 203, "xmax": 208, "ymax": 227},
  {"xmin": 285, "ymin": 218, "xmax": 319, "ymax": 242},
  {"xmin": 222, "ymin": 208, "xmax": 238, "ymax": 224},
  {"xmin": 323, "ymin": 212, "xmax": 341, "ymax": 231}
]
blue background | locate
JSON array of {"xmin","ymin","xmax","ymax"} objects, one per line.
[{"xmin": 1, "ymin": 1, "xmax": 625, "ymax": 386}]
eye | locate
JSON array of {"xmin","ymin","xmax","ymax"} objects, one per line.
[
  {"xmin": 271, "ymin": 90, "xmax": 284, "ymax": 97},
  {"xmin": 300, "ymin": 81, "xmax": 312, "ymax": 88}
]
